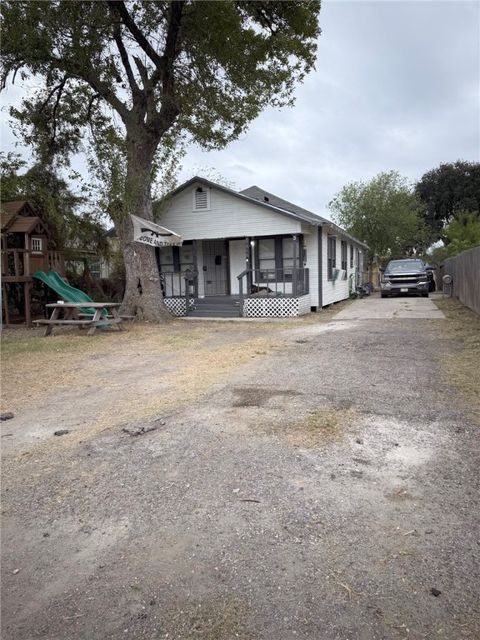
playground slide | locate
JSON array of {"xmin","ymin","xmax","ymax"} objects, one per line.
[{"xmin": 33, "ymin": 270, "xmax": 103, "ymax": 316}]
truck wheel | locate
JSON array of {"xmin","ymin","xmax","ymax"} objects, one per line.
[
  {"xmin": 422, "ymin": 292, "xmax": 429, "ymax": 298},
  {"xmin": 381, "ymin": 293, "xmax": 388, "ymax": 299}
]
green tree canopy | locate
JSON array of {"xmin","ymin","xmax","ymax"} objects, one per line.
[
  {"xmin": 429, "ymin": 212, "xmax": 480, "ymax": 264},
  {"xmin": 0, "ymin": 152, "xmax": 110, "ymax": 259},
  {"xmin": 1, "ymin": 0, "xmax": 321, "ymax": 320},
  {"xmin": 415, "ymin": 160, "xmax": 480, "ymax": 242},
  {"xmin": 329, "ymin": 171, "xmax": 427, "ymax": 265}
]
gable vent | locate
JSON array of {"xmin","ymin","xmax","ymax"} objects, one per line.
[{"xmin": 194, "ymin": 186, "xmax": 209, "ymax": 210}]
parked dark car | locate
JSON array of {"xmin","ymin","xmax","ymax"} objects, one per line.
[{"xmin": 380, "ymin": 259, "xmax": 429, "ymax": 298}]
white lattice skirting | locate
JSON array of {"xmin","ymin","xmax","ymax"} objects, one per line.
[
  {"xmin": 243, "ymin": 295, "xmax": 311, "ymax": 318},
  {"xmin": 164, "ymin": 297, "xmax": 195, "ymax": 316}
]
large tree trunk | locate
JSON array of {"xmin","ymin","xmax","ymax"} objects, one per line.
[{"xmin": 116, "ymin": 136, "xmax": 172, "ymax": 322}]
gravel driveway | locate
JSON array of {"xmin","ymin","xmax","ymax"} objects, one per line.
[{"xmin": 2, "ymin": 296, "xmax": 479, "ymax": 640}]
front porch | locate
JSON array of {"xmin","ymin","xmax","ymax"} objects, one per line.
[
  {"xmin": 157, "ymin": 236, "xmax": 311, "ymax": 318},
  {"xmin": 160, "ymin": 275, "xmax": 311, "ymax": 318}
]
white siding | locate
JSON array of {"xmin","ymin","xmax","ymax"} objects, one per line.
[
  {"xmin": 229, "ymin": 239, "xmax": 247, "ymax": 294},
  {"xmin": 321, "ymin": 227, "xmax": 363, "ymax": 306},
  {"xmin": 303, "ymin": 224, "xmax": 319, "ymax": 307},
  {"xmin": 158, "ymin": 183, "xmax": 302, "ymax": 240},
  {"xmin": 160, "ymin": 184, "xmax": 319, "ymax": 300}
]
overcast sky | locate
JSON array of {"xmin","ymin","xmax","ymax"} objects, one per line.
[
  {"xmin": 179, "ymin": 0, "xmax": 480, "ymax": 217},
  {"xmin": 1, "ymin": 0, "xmax": 479, "ymax": 220}
]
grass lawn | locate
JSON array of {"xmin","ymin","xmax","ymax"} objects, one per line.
[{"xmin": 434, "ymin": 296, "xmax": 480, "ymax": 423}]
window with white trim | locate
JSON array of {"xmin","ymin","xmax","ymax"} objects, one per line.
[
  {"xmin": 31, "ymin": 237, "xmax": 43, "ymax": 253},
  {"xmin": 350, "ymin": 245, "xmax": 354, "ymax": 268},
  {"xmin": 193, "ymin": 186, "xmax": 210, "ymax": 211}
]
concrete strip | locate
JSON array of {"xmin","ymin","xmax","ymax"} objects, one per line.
[{"xmin": 334, "ymin": 295, "xmax": 445, "ymax": 320}]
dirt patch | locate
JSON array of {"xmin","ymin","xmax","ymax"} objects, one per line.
[
  {"xmin": 433, "ymin": 296, "xmax": 480, "ymax": 423},
  {"xmin": 163, "ymin": 598, "xmax": 251, "ymax": 640},
  {"xmin": 232, "ymin": 386, "xmax": 302, "ymax": 407},
  {"xmin": 284, "ymin": 407, "xmax": 356, "ymax": 448},
  {"xmin": 245, "ymin": 406, "xmax": 356, "ymax": 448}
]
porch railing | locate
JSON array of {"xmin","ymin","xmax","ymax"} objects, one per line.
[
  {"xmin": 237, "ymin": 268, "xmax": 309, "ymax": 316},
  {"xmin": 160, "ymin": 269, "xmax": 197, "ymax": 316}
]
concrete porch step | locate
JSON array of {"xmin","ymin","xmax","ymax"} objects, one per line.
[
  {"xmin": 189, "ymin": 296, "xmax": 240, "ymax": 317},
  {"xmin": 189, "ymin": 309, "xmax": 239, "ymax": 318}
]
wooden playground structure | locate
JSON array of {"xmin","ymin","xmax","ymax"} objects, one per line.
[{"xmin": 1, "ymin": 201, "xmax": 65, "ymax": 326}]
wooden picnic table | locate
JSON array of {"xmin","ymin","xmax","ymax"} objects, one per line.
[{"xmin": 34, "ymin": 302, "xmax": 125, "ymax": 336}]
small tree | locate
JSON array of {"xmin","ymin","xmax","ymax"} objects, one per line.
[
  {"xmin": 1, "ymin": 0, "xmax": 321, "ymax": 321},
  {"xmin": 329, "ymin": 171, "xmax": 427, "ymax": 265}
]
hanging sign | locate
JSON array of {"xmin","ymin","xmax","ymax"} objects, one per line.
[{"xmin": 131, "ymin": 215, "xmax": 183, "ymax": 247}]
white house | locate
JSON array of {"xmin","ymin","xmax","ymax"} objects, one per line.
[{"xmin": 152, "ymin": 176, "xmax": 368, "ymax": 317}]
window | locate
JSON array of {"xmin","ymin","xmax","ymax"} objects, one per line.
[
  {"xmin": 255, "ymin": 236, "xmax": 302, "ymax": 281},
  {"xmin": 341, "ymin": 241, "xmax": 347, "ymax": 274},
  {"xmin": 159, "ymin": 246, "xmax": 175, "ymax": 272},
  {"xmin": 327, "ymin": 236, "xmax": 336, "ymax": 280},
  {"xmin": 350, "ymin": 245, "xmax": 354, "ymax": 268},
  {"xmin": 282, "ymin": 237, "xmax": 295, "ymax": 278},
  {"xmin": 257, "ymin": 238, "xmax": 276, "ymax": 278},
  {"xmin": 179, "ymin": 244, "xmax": 194, "ymax": 271},
  {"xmin": 193, "ymin": 186, "xmax": 210, "ymax": 210},
  {"xmin": 31, "ymin": 237, "xmax": 43, "ymax": 253},
  {"xmin": 89, "ymin": 260, "xmax": 101, "ymax": 278}
]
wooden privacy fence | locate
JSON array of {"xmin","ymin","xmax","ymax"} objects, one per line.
[{"xmin": 441, "ymin": 246, "xmax": 480, "ymax": 315}]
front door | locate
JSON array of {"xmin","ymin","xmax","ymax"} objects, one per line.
[{"xmin": 203, "ymin": 240, "xmax": 228, "ymax": 295}]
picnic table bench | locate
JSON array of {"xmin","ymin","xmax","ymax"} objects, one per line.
[{"xmin": 34, "ymin": 302, "xmax": 127, "ymax": 336}]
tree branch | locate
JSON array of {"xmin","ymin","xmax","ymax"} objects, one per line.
[
  {"xmin": 149, "ymin": 1, "xmax": 184, "ymax": 131},
  {"xmin": 63, "ymin": 59, "xmax": 130, "ymax": 124},
  {"xmin": 159, "ymin": 0, "xmax": 184, "ymax": 94},
  {"xmin": 107, "ymin": 3, "xmax": 141, "ymax": 97},
  {"xmin": 86, "ymin": 92, "xmax": 101, "ymax": 122},
  {"xmin": 50, "ymin": 79, "xmax": 67, "ymax": 145},
  {"xmin": 107, "ymin": 1, "xmax": 164, "ymax": 71},
  {"xmin": 133, "ymin": 56, "xmax": 155, "ymax": 115},
  {"xmin": 133, "ymin": 56, "xmax": 149, "ymax": 89},
  {"xmin": 39, "ymin": 77, "xmax": 68, "ymax": 113}
]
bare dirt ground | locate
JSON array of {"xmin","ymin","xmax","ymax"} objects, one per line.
[{"xmin": 1, "ymin": 294, "xmax": 479, "ymax": 640}]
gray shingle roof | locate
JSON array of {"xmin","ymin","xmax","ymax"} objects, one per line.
[
  {"xmin": 163, "ymin": 176, "xmax": 369, "ymax": 249},
  {"xmin": 239, "ymin": 186, "xmax": 328, "ymax": 225},
  {"xmin": 240, "ymin": 185, "xmax": 369, "ymax": 250}
]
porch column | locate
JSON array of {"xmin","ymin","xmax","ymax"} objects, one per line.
[{"xmin": 192, "ymin": 240, "xmax": 199, "ymax": 297}]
